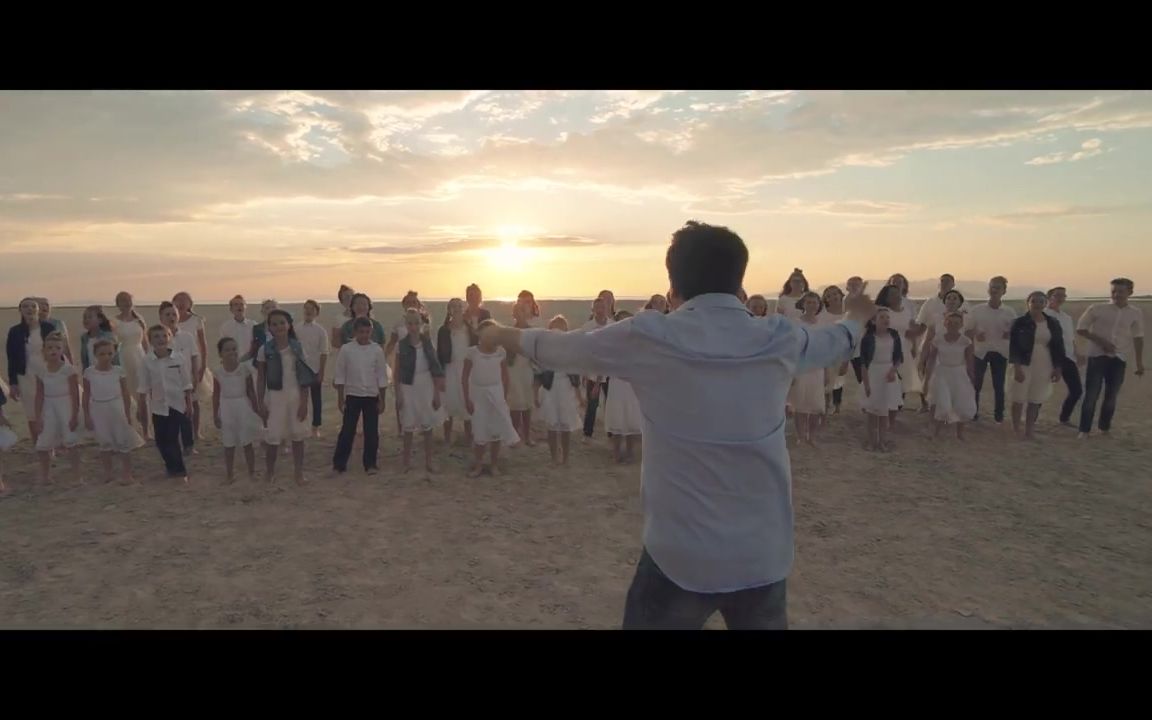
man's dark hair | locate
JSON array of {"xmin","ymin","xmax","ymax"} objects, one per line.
[
  {"xmin": 1111, "ymin": 277, "xmax": 1135, "ymax": 292},
  {"xmin": 1047, "ymin": 286, "xmax": 1066, "ymax": 298},
  {"xmin": 666, "ymin": 221, "xmax": 748, "ymax": 302},
  {"xmin": 940, "ymin": 273, "xmax": 955, "ymax": 282},
  {"xmin": 353, "ymin": 317, "xmax": 373, "ymax": 330}
]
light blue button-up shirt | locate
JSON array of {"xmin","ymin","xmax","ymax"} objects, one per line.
[{"xmin": 520, "ymin": 293, "xmax": 861, "ymax": 593}]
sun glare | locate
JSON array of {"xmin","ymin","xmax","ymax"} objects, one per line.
[{"xmin": 488, "ymin": 224, "xmax": 537, "ymax": 271}]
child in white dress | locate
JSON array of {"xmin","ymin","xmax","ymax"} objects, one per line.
[
  {"xmin": 34, "ymin": 333, "xmax": 83, "ymax": 484},
  {"xmin": 83, "ymin": 338, "xmax": 144, "ymax": 483},
  {"xmin": 861, "ymin": 309, "xmax": 904, "ymax": 452},
  {"xmin": 533, "ymin": 315, "xmax": 585, "ymax": 466},
  {"xmin": 820, "ymin": 285, "xmax": 848, "ymax": 415},
  {"xmin": 173, "ymin": 292, "xmax": 213, "ymax": 443},
  {"xmin": 436, "ymin": 298, "xmax": 473, "ymax": 446},
  {"xmin": 114, "ymin": 291, "xmax": 150, "ymax": 441},
  {"xmin": 213, "ymin": 337, "xmax": 263, "ymax": 483},
  {"xmin": 462, "ymin": 319, "xmax": 520, "ymax": 477},
  {"xmin": 395, "ymin": 309, "xmax": 444, "ymax": 474},
  {"xmin": 256, "ymin": 310, "xmax": 315, "ymax": 485},
  {"xmin": 507, "ymin": 302, "xmax": 538, "ymax": 447},
  {"xmin": 922, "ymin": 312, "xmax": 977, "ymax": 440},
  {"xmin": 605, "ymin": 311, "xmax": 644, "ymax": 463},
  {"xmin": 776, "ymin": 268, "xmax": 809, "ymax": 321},
  {"xmin": 790, "ymin": 293, "xmax": 827, "ymax": 446}
]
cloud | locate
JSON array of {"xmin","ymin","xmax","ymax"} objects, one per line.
[
  {"xmin": 777, "ymin": 199, "xmax": 919, "ymax": 216},
  {"xmin": 348, "ymin": 234, "xmax": 605, "ymax": 256},
  {"xmin": 1025, "ymin": 137, "xmax": 1106, "ymax": 165},
  {"xmin": 986, "ymin": 204, "xmax": 1117, "ymax": 222}
]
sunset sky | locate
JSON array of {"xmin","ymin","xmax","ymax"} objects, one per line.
[{"xmin": 2, "ymin": 90, "xmax": 1150, "ymax": 304}]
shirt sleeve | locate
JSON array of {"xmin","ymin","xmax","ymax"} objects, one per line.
[
  {"xmin": 333, "ymin": 348, "xmax": 347, "ymax": 385},
  {"xmin": 137, "ymin": 361, "xmax": 150, "ymax": 395},
  {"xmin": 317, "ymin": 325, "xmax": 330, "ymax": 356},
  {"xmin": 256, "ymin": 345, "xmax": 267, "ymax": 363},
  {"xmin": 794, "ymin": 320, "xmax": 862, "ymax": 375},
  {"xmin": 1076, "ymin": 305, "xmax": 1096, "ymax": 332},
  {"xmin": 915, "ymin": 300, "xmax": 933, "ymax": 326},
  {"xmin": 375, "ymin": 347, "xmax": 390, "ymax": 388},
  {"xmin": 520, "ymin": 320, "xmax": 639, "ymax": 379}
]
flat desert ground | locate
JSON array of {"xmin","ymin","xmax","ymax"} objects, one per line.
[{"xmin": 1, "ymin": 299, "xmax": 1149, "ymax": 629}]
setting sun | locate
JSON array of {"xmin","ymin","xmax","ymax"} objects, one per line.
[{"xmin": 488, "ymin": 224, "xmax": 538, "ymax": 270}]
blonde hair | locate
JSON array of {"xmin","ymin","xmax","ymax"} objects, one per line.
[{"xmin": 42, "ymin": 332, "xmax": 66, "ymax": 356}]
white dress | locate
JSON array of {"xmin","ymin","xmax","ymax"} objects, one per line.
[
  {"xmin": 776, "ymin": 294, "xmax": 806, "ymax": 321},
  {"xmin": 820, "ymin": 311, "xmax": 847, "ymax": 392},
  {"xmin": 1010, "ymin": 320, "xmax": 1055, "ymax": 405},
  {"xmin": 506, "ymin": 349, "xmax": 536, "ymax": 412},
  {"xmin": 258, "ymin": 345, "xmax": 310, "ymax": 445},
  {"xmin": 399, "ymin": 344, "xmax": 443, "ymax": 433},
  {"xmin": 442, "ymin": 326, "xmax": 471, "ymax": 420},
  {"xmin": 862, "ymin": 335, "xmax": 903, "ymax": 416},
  {"xmin": 539, "ymin": 374, "xmax": 582, "ymax": 432},
  {"xmin": 465, "ymin": 346, "xmax": 520, "ymax": 447},
  {"xmin": 215, "ymin": 363, "xmax": 264, "ymax": 448},
  {"xmin": 219, "ymin": 318, "xmax": 256, "ymax": 359},
  {"xmin": 18, "ymin": 329, "xmax": 46, "ymax": 418},
  {"xmin": 34, "ymin": 362, "xmax": 80, "ymax": 450},
  {"xmin": 929, "ymin": 335, "xmax": 977, "ymax": 423},
  {"xmin": 605, "ymin": 377, "xmax": 643, "ymax": 436},
  {"xmin": 789, "ymin": 317, "xmax": 827, "ymax": 414},
  {"xmin": 887, "ymin": 302, "xmax": 922, "ymax": 396},
  {"xmin": 178, "ymin": 315, "xmax": 214, "ymax": 403},
  {"xmin": 84, "ymin": 366, "xmax": 144, "ymax": 452},
  {"xmin": 114, "ymin": 317, "xmax": 147, "ymax": 406}
]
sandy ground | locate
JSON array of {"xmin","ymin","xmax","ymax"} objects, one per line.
[{"xmin": 0, "ymin": 300, "xmax": 1149, "ymax": 629}]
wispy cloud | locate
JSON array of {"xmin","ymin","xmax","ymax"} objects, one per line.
[
  {"xmin": 349, "ymin": 234, "xmax": 604, "ymax": 256},
  {"xmin": 1025, "ymin": 137, "xmax": 1106, "ymax": 165}
]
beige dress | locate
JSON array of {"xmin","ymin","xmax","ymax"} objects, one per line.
[{"xmin": 1010, "ymin": 321, "xmax": 1055, "ymax": 405}]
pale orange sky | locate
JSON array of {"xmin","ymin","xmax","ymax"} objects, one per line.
[{"xmin": 3, "ymin": 90, "xmax": 1151, "ymax": 303}]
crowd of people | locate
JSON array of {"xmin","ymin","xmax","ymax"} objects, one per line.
[{"xmin": 0, "ymin": 270, "xmax": 1144, "ymax": 492}]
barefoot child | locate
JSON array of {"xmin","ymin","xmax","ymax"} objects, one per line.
[
  {"xmin": 159, "ymin": 301, "xmax": 201, "ymax": 454},
  {"xmin": 34, "ymin": 333, "xmax": 82, "ymax": 484},
  {"xmin": 332, "ymin": 317, "xmax": 390, "ymax": 476},
  {"xmin": 533, "ymin": 315, "xmax": 585, "ymax": 466},
  {"xmin": 437, "ymin": 298, "xmax": 473, "ymax": 446},
  {"xmin": 860, "ymin": 308, "xmax": 904, "ymax": 451},
  {"xmin": 256, "ymin": 310, "xmax": 315, "ymax": 485},
  {"xmin": 462, "ymin": 319, "xmax": 520, "ymax": 477},
  {"xmin": 395, "ymin": 308, "xmax": 444, "ymax": 474},
  {"xmin": 604, "ymin": 310, "xmax": 644, "ymax": 462},
  {"xmin": 138, "ymin": 325, "xmax": 193, "ymax": 482},
  {"xmin": 83, "ymin": 338, "xmax": 144, "ymax": 483},
  {"xmin": 212, "ymin": 337, "xmax": 263, "ymax": 483},
  {"xmin": 922, "ymin": 311, "xmax": 978, "ymax": 441},
  {"xmin": 821, "ymin": 285, "xmax": 848, "ymax": 415},
  {"xmin": 791, "ymin": 292, "xmax": 827, "ymax": 445}
]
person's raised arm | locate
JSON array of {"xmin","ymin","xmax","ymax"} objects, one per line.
[
  {"xmin": 483, "ymin": 319, "xmax": 639, "ymax": 381},
  {"xmin": 795, "ymin": 285, "xmax": 875, "ymax": 375}
]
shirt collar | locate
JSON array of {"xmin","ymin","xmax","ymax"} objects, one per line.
[{"xmin": 678, "ymin": 293, "xmax": 750, "ymax": 313}]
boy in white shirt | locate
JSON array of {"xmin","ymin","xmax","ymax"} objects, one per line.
[
  {"xmin": 966, "ymin": 276, "xmax": 1018, "ymax": 423},
  {"xmin": 1044, "ymin": 287, "xmax": 1083, "ymax": 425},
  {"xmin": 332, "ymin": 317, "xmax": 390, "ymax": 475},
  {"xmin": 136, "ymin": 325, "xmax": 194, "ymax": 481},
  {"xmin": 1076, "ymin": 277, "xmax": 1145, "ymax": 438}
]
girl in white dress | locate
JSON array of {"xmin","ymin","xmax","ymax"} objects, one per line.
[
  {"xmin": 790, "ymin": 293, "xmax": 827, "ymax": 446},
  {"xmin": 917, "ymin": 290, "xmax": 969, "ymax": 376},
  {"xmin": 776, "ymin": 268, "xmax": 809, "ymax": 321},
  {"xmin": 34, "ymin": 333, "xmax": 82, "ymax": 484},
  {"xmin": 462, "ymin": 320, "xmax": 521, "ymax": 477},
  {"xmin": 506, "ymin": 301, "xmax": 538, "ymax": 447},
  {"xmin": 114, "ymin": 291, "xmax": 150, "ymax": 440},
  {"xmin": 173, "ymin": 292, "xmax": 213, "ymax": 443},
  {"xmin": 437, "ymin": 298, "xmax": 473, "ymax": 446},
  {"xmin": 605, "ymin": 311, "xmax": 644, "ymax": 463},
  {"xmin": 213, "ymin": 337, "xmax": 263, "ymax": 483},
  {"xmin": 160, "ymin": 301, "xmax": 200, "ymax": 453},
  {"xmin": 876, "ymin": 284, "xmax": 920, "ymax": 424},
  {"xmin": 256, "ymin": 310, "xmax": 314, "ymax": 485},
  {"xmin": 861, "ymin": 309, "xmax": 904, "ymax": 452},
  {"xmin": 395, "ymin": 309, "xmax": 445, "ymax": 474},
  {"xmin": 1009, "ymin": 291, "xmax": 1065, "ymax": 440},
  {"xmin": 922, "ymin": 312, "xmax": 977, "ymax": 440},
  {"xmin": 845, "ymin": 276, "xmax": 867, "ymax": 389},
  {"xmin": 533, "ymin": 315, "xmax": 585, "ymax": 466},
  {"xmin": 820, "ymin": 285, "xmax": 848, "ymax": 415},
  {"xmin": 83, "ymin": 338, "xmax": 144, "ymax": 483},
  {"xmin": 746, "ymin": 295, "xmax": 770, "ymax": 318}
]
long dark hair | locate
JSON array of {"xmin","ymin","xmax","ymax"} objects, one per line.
[
  {"xmin": 782, "ymin": 268, "xmax": 809, "ymax": 296},
  {"xmin": 943, "ymin": 289, "xmax": 966, "ymax": 308},
  {"xmin": 876, "ymin": 284, "xmax": 903, "ymax": 310},
  {"xmin": 517, "ymin": 290, "xmax": 541, "ymax": 318},
  {"xmin": 266, "ymin": 309, "xmax": 298, "ymax": 341},
  {"xmin": 887, "ymin": 274, "xmax": 910, "ymax": 297},
  {"xmin": 349, "ymin": 293, "xmax": 373, "ymax": 318},
  {"xmin": 83, "ymin": 304, "xmax": 113, "ymax": 334},
  {"xmin": 795, "ymin": 291, "xmax": 823, "ymax": 315},
  {"xmin": 443, "ymin": 298, "xmax": 464, "ymax": 329},
  {"xmin": 821, "ymin": 285, "xmax": 845, "ymax": 311}
]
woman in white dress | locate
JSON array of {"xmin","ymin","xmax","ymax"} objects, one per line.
[
  {"xmin": 6, "ymin": 297, "xmax": 56, "ymax": 445},
  {"xmin": 886, "ymin": 273, "xmax": 927, "ymax": 412},
  {"xmin": 790, "ymin": 293, "xmax": 827, "ymax": 446},
  {"xmin": 506, "ymin": 301, "xmax": 538, "ymax": 446},
  {"xmin": 173, "ymin": 292, "xmax": 213, "ymax": 443},
  {"xmin": 922, "ymin": 312, "xmax": 977, "ymax": 440},
  {"xmin": 395, "ymin": 309, "xmax": 445, "ymax": 474},
  {"xmin": 462, "ymin": 321, "xmax": 521, "ymax": 478},
  {"xmin": 776, "ymin": 268, "xmax": 809, "ymax": 321},
  {"xmin": 83, "ymin": 338, "xmax": 144, "ymax": 483},
  {"xmin": 533, "ymin": 315, "xmax": 584, "ymax": 466},
  {"xmin": 113, "ymin": 291, "xmax": 150, "ymax": 440},
  {"xmin": 860, "ymin": 308, "xmax": 904, "ymax": 452},
  {"xmin": 437, "ymin": 298, "xmax": 473, "ymax": 446},
  {"xmin": 1008, "ymin": 291, "xmax": 1066, "ymax": 440},
  {"xmin": 820, "ymin": 285, "xmax": 848, "ymax": 415},
  {"xmin": 34, "ymin": 333, "xmax": 83, "ymax": 484}
]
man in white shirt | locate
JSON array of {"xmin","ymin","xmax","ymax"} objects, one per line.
[
  {"xmin": 580, "ymin": 297, "xmax": 615, "ymax": 440},
  {"xmin": 1044, "ymin": 287, "xmax": 1083, "ymax": 425},
  {"xmin": 1076, "ymin": 278, "xmax": 1145, "ymax": 438},
  {"xmin": 331, "ymin": 317, "xmax": 390, "ymax": 474},
  {"xmin": 915, "ymin": 273, "xmax": 966, "ymax": 336},
  {"xmin": 481, "ymin": 221, "xmax": 876, "ymax": 630},
  {"xmin": 966, "ymin": 276, "xmax": 1018, "ymax": 423}
]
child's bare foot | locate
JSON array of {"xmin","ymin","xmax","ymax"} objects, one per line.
[
  {"xmin": 311, "ymin": 427, "xmax": 322, "ymax": 439},
  {"xmin": 804, "ymin": 438, "xmax": 817, "ymax": 447},
  {"xmin": 490, "ymin": 464, "xmax": 504, "ymax": 477},
  {"xmin": 466, "ymin": 465, "xmax": 483, "ymax": 478}
]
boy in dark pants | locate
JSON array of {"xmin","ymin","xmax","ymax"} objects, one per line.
[
  {"xmin": 137, "ymin": 325, "xmax": 193, "ymax": 482},
  {"xmin": 332, "ymin": 317, "xmax": 390, "ymax": 475}
]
